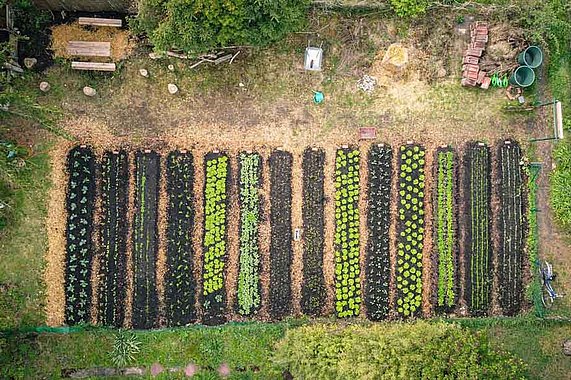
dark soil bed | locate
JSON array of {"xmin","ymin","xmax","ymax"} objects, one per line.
[
  {"xmin": 165, "ymin": 151, "xmax": 196, "ymax": 326},
  {"xmin": 97, "ymin": 150, "xmax": 129, "ymax": 327},
  {"xmin": 131, "ymin": 151, "xmax": 160, "ymax": 329},
  {"xmin": 268, "ymin": 150, "xmax": 293, "ymax": 319},
  {"xmin": 300, "ymin": 148, "xmax": 326, "ymax": 316}
]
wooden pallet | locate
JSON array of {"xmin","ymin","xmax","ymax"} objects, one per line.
[
  {"xmin": 78, "ymin": 17, "xmax": 122, "ymax": 28},
  {"xmin": 71, "ymin": 61, "xmax": 116, "ymax": 72},
  {"xmin": 67, "ymin": 41, "xmax": 111, "ymax": 57}
]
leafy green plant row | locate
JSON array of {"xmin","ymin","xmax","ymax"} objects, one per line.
[
  {"xmin": 165, "ymin": 151, "xmax": 196, "ymax": 326},
  {"xmin": 201, "ymin": 152, "xmax": 229, "ymax": 325},
  {"xmin": 497, "ymin": 141, "xmax": 526, "ymax": 316},
  {"xmin": 334, "ymin": 148, "xmax": 361, "ymax": 318},
  {"xmin": 463, "ymin": 142, "xmax": 491, "ymax": 316},
  {"xmin": 132, "ymin": 151, "xmax": 160, "ymax": 329},
  {"xmin": 434, "ymin": 148, "xmax": 457, "ymax": 312},
  {"xmin": 301, "ymin": 148, "xmax": 326, "ymax": 316},
  {"xmin": 365, "ymin": 144, "xmax": 392, "ymax": 321},
  {"xmin": 269, "ymin": 150, "xmax": 294, "ymax": 319},
  {"xmin": 65, "ymin": 146, "xmax": 96, "ymax": 325},
  {"xmin": 395, "ymin": 144, "xmax": 426, "ymax": 318},
  {"xmin": 97, "ymin": 150, "xmax": 129, "ymax": 327},
  {"xmin": 236, "ymin": 152, "xmax": 262, "ymax": 316}
]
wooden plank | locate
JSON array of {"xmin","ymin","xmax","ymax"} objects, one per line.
[
  {"xmin": 71, "ymin": 61, "xmax": 116, "ymax": 72},
  {"xmin": 67, "ymin": 41, "xmax": 111, "ymax": 57},
  {"xmin": 78, "ymin": 17, "xmax": 122, "ymax": 27}
]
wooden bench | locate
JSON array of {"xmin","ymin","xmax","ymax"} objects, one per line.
[
  {"xmin": 67, "ymin": 41, "xmax": 111, "ymax": 57},
  {"xmin": 71, "ymin": 62, "xmax": 116, "ymax": 72},
  {"xmin": 78, "ymin": 17, "xmax": 122, "ymax": 28}
]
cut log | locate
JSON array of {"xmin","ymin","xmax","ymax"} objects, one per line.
[
  {"xmin": 67, "ymin": 41, "xmax": 111, "ymax": 57},
  {"xmin": 78, "ymin": 17, "xmax": 122, "ymax": 27},
  {"xmin": 71, "ymin": 61, "xmax": 116, "ymax": 72}
]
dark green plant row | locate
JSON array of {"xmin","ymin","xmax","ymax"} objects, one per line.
[
  {"xmin": 497, "ymin": 141, "xmax": 526, "ymax": 316},
  {"xmin": 64, "ymin": 146, "xmax": 96, "ymax": 325},
  {"xmin": 395, "ymin": 144, "xmax": 426, "ymax": 318},
  {"xmin": 433, "ymin": 147, "xmax": 457, "ymax": 312},
  {"xmin": 463, "ymin": 142, "xmax": 492, "ymax": 316}
]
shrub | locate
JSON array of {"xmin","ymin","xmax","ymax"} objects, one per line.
[
  {"xmin": 273, "ymin": 321, "xmax": 526, "ymax": 379},
  {"xmin": 551, "ymin": 141, "xmax": 571, "ymax": 229},
  {"xmin": 390, "ymin": 0, "xmax": 430, "ymax": 18},
  {"xmin": 133, "ymin": 0, "xmax": 311, "ymax": 54}
]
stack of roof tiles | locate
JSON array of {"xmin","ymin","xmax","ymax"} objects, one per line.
[{"xmin": 461, "ymin": 22, "xmax": 491, "ymax": 89}]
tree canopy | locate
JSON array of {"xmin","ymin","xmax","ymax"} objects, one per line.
[{"xmin": 133, "ymin": 0, "xmax": 310, "ymax": 54}]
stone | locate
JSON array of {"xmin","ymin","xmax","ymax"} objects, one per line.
[
  {"xmin": 563, "ymin": 339, "xmax": 571, "ymax": 356},
  {"xmin": 217, "ymin": 363, "xmax": 231, "ymax": 378},
  {"xmin": 185, "ymin": 363, "xmax": 198, "ymax": 377},
  {"xmin": 39, "ymin": 81, "xmax": 50, "ymax": 92},
  {"xmin": 168, "ymin": 64, "xmax": 175, "ymax": 71},
  {"xmin": 150, "ymin": 363, "xmax": 164, "ymax": 377},
  {"xmin": 436, "ymin": 68, "xmax": 447, "ymax": 78},
  {"xmin": 24, "ymin": 58, "xmax": 37, "ymax": 69},
  {"xmin": 139, "ymin": 68, "xmax": 149, "ymax": 77},
  {"xmin": 83, "ymin": 86, "xmax": 96, "ymax": 97},
  {"xmin": 123, "ymin": 367, "xmax": 145, "ymax": 375},
  {"xmin": 168, "ymin": 83, "xmax": 178, "ymax": 94}
]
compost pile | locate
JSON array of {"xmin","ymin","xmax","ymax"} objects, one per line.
[{"xmin": 479, "ymin": 23, "xmax": 527, "ymax": 75}]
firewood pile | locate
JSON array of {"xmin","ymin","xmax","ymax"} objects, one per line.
[{"xmin": 461, "ymin": 22, "xmax": 491, "ymax": 89}]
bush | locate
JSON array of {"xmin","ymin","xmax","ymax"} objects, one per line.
[
  {"xmin": 133, "ymin": 0, "xmax": 310, "ymax": 54},
  {"xmin": 273, "ymin": 321, "xmax": 526, "ymax": 379},
  {"xmin": 550, "ymin": 141, "xmax": 571, "ymax": 230},
  {"xmin": 390, "ymin": 0, "xmax": 430, "ymax": 18}
]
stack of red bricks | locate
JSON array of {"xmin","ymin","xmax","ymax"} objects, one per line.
[{"xmin": 461, "ymin": 22, "xmax": 491, "ymax": 89}]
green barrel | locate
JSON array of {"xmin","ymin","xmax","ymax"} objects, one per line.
[
  {"xmin": 517, "ymin": 46, "xmax": 543, "ymax": 68},
  {"xmin": 509, "ymin": 66, "xmax": 535, "ymax": 87}
]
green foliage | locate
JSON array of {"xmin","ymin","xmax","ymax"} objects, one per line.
[
  {"xmin": 202, "ymin": 154, "xmax": 229, "ymax": 296},
  {"xmin": 237, "ymin": 152, "xmax": 262, "ymax": 316},
  {"xmin": 396, "ymin": 144, "xmax": 425, "ymax": 317},
  {"xmin": 273, "ymin": 321, "xmax": 526, "ymax": 379},
  {"xmin": 111, "ymin": 330, "xmax": 141, "ymax": 367},
  {"xmin": 390, "ymin": 0, "xmax": 430, "ymax": 18},
  {"xmin": 435, "ymin": 149, "xmax": 455, "ymax": 309},
  {"xmin": 550, "ymin": 141, "xmax": 571, "ymax": 230},
  {"xmin": 334, "ymin": 148, "xmax": 361, "ymax": 318},
  {"xmin": 134, "ymin": 0, "xmax": 311, "ymax": 54}
]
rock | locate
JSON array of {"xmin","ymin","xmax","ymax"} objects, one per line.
[
  {"xmin": 563, "ymin": 339, "xmax": 571, "ymax": 356},
  {"xmin": 185, "ymin": 363, "xmax": 198, "ymax": 377},
  {"xmin": 139, "ymin": 68, "xmax": 149, "ymax": 77},
  {"xmin": 83, "ymin": 86, "xmax": 96, "ymax": 97},
  {"xmin": 39, "ymin": 81, "xmax": 50, "ymax": 92},
  {"xmin": 123, "ymin": 367, "xmax": 144, "ymax": 376},
  {"xmin": 167, "ymin": 83, "xmax": 178, "ymax": 94},
  {"xmin": 150, "ymin": 363, "xmax": 164, "ymax": 377},
  {"xmin": 217, "ymin": 363, "xmax": 231, "ymax": 378},
  {"xmin": 168, "ymin": 64, "xmax": 175, "ymax": 71},
  {"xmin": 436, "ymin": 68, "xmax": 447, "ymax": 78},
  {"xmin": 24, "ymin": 58, "xmax": 37, "ymax": 69}
]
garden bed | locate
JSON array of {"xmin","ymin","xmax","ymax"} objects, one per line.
[
  {"xmin": 165, "ymin": 151, "xmax": 196, "ymax": 326},
  {"xmin": 432, "ymin": 147, "xmax": 458, "ymax": 313},
  {"xmin": 97, "ymin": 150, "xmax": 129, "ymax": 327},
  {"xmin": 201, "ymin": 152, "xmax": 230, "ymax": 325},
  {"xmin": 496, "ymin": 140, "xmax": 526, "ymax": 316},
  {"xmin": 395, "ymin": 144, "xmax": 426, "ymax": 318},
  {"xmin": 365, "ymin": 144, "xmax": 392, "ymax": 320},
  {"xmin": 268, "ymin": 150, "xmax": 293, "ymax": 319},
  {"xmin": 64, "ymin": 146, "xmax": 96, "ymax": 325},
  {"xmin": 131, "ymin": 151, "xmax": 160, "ymax": 329},
  {"xmin": 462, "ymin": 142, "xmax": 492, "ymax": 316},
  {"xmin": 301, "ymin": 148, "xmax": 326, "ymax": 316}
]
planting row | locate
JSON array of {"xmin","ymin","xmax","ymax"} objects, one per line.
[{"xmin": 62, "ymin": 143, "xmax": 527, "ymax": 327}]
